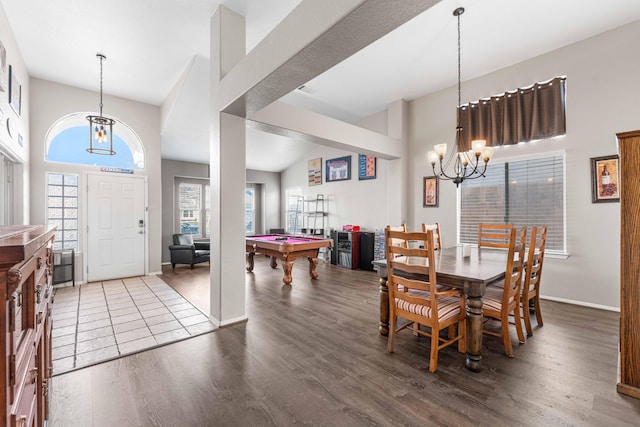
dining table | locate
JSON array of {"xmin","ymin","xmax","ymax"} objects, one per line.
[{"xmin": 372, "ymin": 245, "xmax": 509, "ymax": 372}]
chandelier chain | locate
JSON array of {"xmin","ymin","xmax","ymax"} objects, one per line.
[
  {"xmin": 457, "ymin": 8, "xmax": 461, "ymax": 126},
  {"xmin": 99, "ymin": 54, "xmax": 104, "ymax": 116}
]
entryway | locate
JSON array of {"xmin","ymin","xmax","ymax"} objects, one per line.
[{"xmin": 86, "ymin": 173, "xmax": 147, "ymax": 282}]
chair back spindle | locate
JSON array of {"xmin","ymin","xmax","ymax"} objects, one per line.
[
  {"xmin": 478, "ymin": 223, "xmax": 513, "ymax": 249},
  {"xmin": 521, "ymin": 225, "xmax": 547, "ymax": 335},
  {"xmin": 421, "ymin": 223, "xmax": 442, "ymax": 250}
]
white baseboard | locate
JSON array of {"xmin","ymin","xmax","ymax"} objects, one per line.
[
  {"xmin": 210, "ymin": 314, "xmax": 248, "ymax": 328},
  {"xmin": 541, "ymin": 295, "xmax": 619, "ymax": 312},
  {"xmin": 148, "ymin": 271, "xmax": 163, "ymax": 276}
]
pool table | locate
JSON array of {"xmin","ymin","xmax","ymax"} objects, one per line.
[{"xmin": 245, "ymin": 234, "xmax": 332, "ymax": 285}]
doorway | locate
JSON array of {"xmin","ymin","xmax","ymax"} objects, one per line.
[{"xmin": 85, "ymin": 173, "xmax": 147, "ymax": 282}]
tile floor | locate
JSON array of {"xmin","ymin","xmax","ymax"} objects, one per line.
[{"xmin": 51, "ymin": 275, "xmax": 216, "ymax": 375}]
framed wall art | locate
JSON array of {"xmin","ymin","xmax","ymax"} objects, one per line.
[
  {"xmin": 326, "ymin": 155, "xmax": 351, "ymax": 182},
  {"xmin": 358, "ymin": 154, "xmax": 376, "ymax": 180},
  {"xmin": 423, "ymin": 176, "xmax": 439, "ymax": 207},
  {"xmin": 9, "ymin": 65, "xmax": 21, "ymax": 116},
  {"xmin": 0, "ymin": 40, "xmax": 6, "ymax": 92},
  {"xmin": 591, "ymin": 155, "xmax": 620, "ymax": 203},
  {"xmin": 308, "ymin": 158, "xmax": 322, "ymax": 186}
]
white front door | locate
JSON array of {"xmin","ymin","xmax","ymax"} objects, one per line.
[{"xmin": 86, "ymin": 173, "xmax": 146, "ymax": 282}]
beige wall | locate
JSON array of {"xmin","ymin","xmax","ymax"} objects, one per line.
[
  {"xmin": 29, "ymin": 78, "xmax": 162, "ymax": 280},
  {"xmin": 246, "ymin": 169, "xmax": 281, "ymax": 233},
  {"xmin": 407, "ymin": 21, "xmax": 640, "ymax": 310},
  {"xmin": 161, "ymin": 159, "xmax": 209, "ymax": 263}
]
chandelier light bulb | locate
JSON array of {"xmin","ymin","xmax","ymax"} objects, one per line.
[
  {"xmin": 482, "ymin": 146, "xmax": 495, "ymax": 162},
  {"xmin": 458, "ymin": 152, "xmax": 470, "ymax": 166},
  {"xmin": 428, "ymin": 151, "xmax": 438, "ymax": 165},
  {"xmin": 434, "ymin": 143, "xmax": 447, "ymax": 158},
  {"xmin": 471, "ymin": 139, "xmax": 487, "ymax": 155}
]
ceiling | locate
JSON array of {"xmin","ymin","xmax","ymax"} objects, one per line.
[{"xmin": 2, "ymin": 0, "xmax": 640, "ymax": 172}]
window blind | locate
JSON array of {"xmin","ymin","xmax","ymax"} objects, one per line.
[{"xmin": 459, "ymin": 154, "xmax": 565, "ymax": 253}]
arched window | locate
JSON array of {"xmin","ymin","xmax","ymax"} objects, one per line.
[{"xmin": 45, "ymin": 112, "xmax": 145, "ymax": 170}]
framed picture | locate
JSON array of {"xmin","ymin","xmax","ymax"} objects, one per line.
[
  {"xmin": 423, "ymin": 176, "xmax": 439, "ymax": 207},
  {"xmin": 308, "ymin": 158, "xmax": 322, "ymax": 186},
  {"xmin": 358, "ymin": 154, "xmax": 376, "ymax": 180},
  {"xmin": 9, "ymin": 65, "xmax": 21, "ymax": 116},
  {"xmin": 326, "ymin": 155, "xmax": 351, "ymax": 182},
  {"xmin": 591, "ymin": 155, "xmax": 620, "ymax": 203},
  {"xmin": 0, "ymin": 40, "xmax": 6, "ymax": 92}
]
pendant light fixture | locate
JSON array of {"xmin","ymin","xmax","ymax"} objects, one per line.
[
  {"xmin": 86, "ymin": 53, "xmax": 116, "ymax": 155},
  {"xmin": 428, "ymin": 7, "xmax": 494, "ymax": 187}
]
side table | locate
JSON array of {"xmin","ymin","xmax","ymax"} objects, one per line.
[{"xmin": 53, "ymin": 248, "xmax": 75, "ymax": 286}]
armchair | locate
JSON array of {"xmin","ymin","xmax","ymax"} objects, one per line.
[{"xmin": 169, "ymin": 234, "xmax": 210, "ymax": 269}]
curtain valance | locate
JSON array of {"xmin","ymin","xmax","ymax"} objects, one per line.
[{"xmin": 458, "ymin": 76, "xmax": 566, "ymax": 150}]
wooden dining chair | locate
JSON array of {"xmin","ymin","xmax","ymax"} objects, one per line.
[
  {"xmin": 385, "ymin": 227, "xmax": 466, "ymax": 372},
  {"xmin": 521, "ymin": 225, "xmax": 547, "ymax": 336},
  {"xmin": 482, "ymin": 226, "xmax": 527, "ymax": 357},
  {"xmin": 421, "ymin": 222, "xmax": 442, "ymax": 250},
  {"xmin": 388, "ymin": 224, "xmax": 408, "ymax": 249},
  {"xmin": 478, "ymin": 223, "xmax": 514, "ymax": 248}
]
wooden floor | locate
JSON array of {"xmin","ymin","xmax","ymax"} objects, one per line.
[{"xmin": 49, "ymin": 258, "xmax": 640, "ymax": 426}]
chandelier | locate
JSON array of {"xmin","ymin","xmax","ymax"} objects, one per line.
[
  {"xmin": 86, "ymin": 53, "xmax": 116, "ymax": 155},
  {"xmin": 428, "ymin": 7, "xmax": 493, "ymax": 187}
]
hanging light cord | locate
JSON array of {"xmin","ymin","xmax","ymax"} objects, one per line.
[{"xmin": 98, "ymin": 54, "xmax": 105, "ymax": 116}]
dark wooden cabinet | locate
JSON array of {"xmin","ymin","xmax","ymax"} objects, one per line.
[
  {"xmin": 617, "ymin": 130, "xmax": 640, "ymax": 400},
  {"xmin": 1, "ymin": 225, "xmax": 56, "ymax": 427},
  {"xmin": 331, "ymin": 231, "xmax": 360, "ymax": 269},
  {"xmin": 359, "ymin": 232, "xmax": 375, "ymax": 271}
]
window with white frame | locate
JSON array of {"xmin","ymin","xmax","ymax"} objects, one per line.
[
  {"xmin": 47, "ymin": 173, "xmax": 79, "ymax": 250},
  {"xmin": 458, "ymin": 153, "xmax": 566, "ymax": 254},
  {"xmin": 245, "ymin": 186, "xmax": 255, "ymax": 234},
  {"xmin": 175, "ymin": 178, "xmax": 210, "ymax": 237},
  {"xmin": 45, "ymin": 112, "xmax": 145, "ymax": 170},
  {"xmin": 285, "ymin": 188, "xmax": 302, "ymax": 234}
]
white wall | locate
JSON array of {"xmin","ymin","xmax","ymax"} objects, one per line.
[
  {"xmin": 281, "ymin": 144, "xmax": 391, "ymax": 234},
  {"xmin": 29, "ymin": 78, "xmax": 162, "ymax": 280},
  {"xmin": 407, "ymin": 21, "xmax": 640, "ymax": 310},
  {"xmin": 0, "ymin": 4, "xmax": 29, "ymax": 223}
]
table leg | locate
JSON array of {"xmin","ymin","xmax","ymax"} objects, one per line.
[
  {"xmin": 379, "ymin": 277, "xmax": 389, "ymax": 336},
  {"xmin": 246, "ymin": 252, "xmax": 255, "ymax": 272},
  {"xmin": 465, "ymin": 293, "xmax": 483, "ymax": 372},
  {"xmin": 307, "ymin": 257, "xmax": 319, "ymax": 279},
  {"xmin": 281, "ymin": 261, "xmax": 294, "ymax": 285},
  {"xmin": 270, "ymin": 256, "xmax": 278, "ymax": 269}
]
